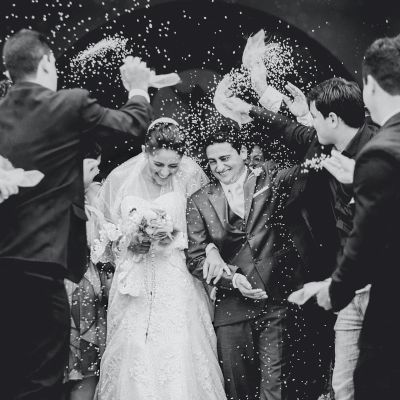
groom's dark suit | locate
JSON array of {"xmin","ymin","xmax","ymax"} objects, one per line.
[
  {"xmin": 187, "ymin": 161, "xmax": 331, "ymax": 400},
  {"xmin": 0, "ymin": 81, "xmax": 152, "ymax": 399}
]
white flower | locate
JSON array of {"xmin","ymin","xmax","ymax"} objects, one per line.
[
  {"xmin": 103, "ymin": 222, "xmax": 121, "ymax": 241},
  {"xmin": 91, "ymin": 238, "xmax": 107, "ymax": 264},
  {"xmin": 302, "ymin": 154, "xmax": 329, "ymax": 172},
  {"xmin": 141, "ymin": 208, "xmax": 158, "ymax": 221},
  {"xmin": 251, "ymin": 167, "xmax": 263, "ymax": 177}
]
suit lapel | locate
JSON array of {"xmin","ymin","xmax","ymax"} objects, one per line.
[
  {"xmin": 207, "ymin": 183, "xmax": 229, "ymax": 227},
  {"xmin": 245, "ymin": 166, "xmax": 274, "ymax": 225},
  {"xmin": 243, "ymin": 170, "xmax": 257, "ymax": 222}
]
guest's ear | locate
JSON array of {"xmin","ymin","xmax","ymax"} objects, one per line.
[
  {"xmin": 37, "ymin": 54, "xmax": 50, "ymax": 75},
  {"xmin": 141, "ymin": 145, "xmax": 146, "ymax": 153},
  {"xmin": 4, "ymin": 71, "xmax": 11, "ymax": 81},
  {"xmin": 328, "ymin": 112, "xmax": 339, "ymax": 128},
  {"xmin": 366, "ymin": 75, "xmax": 378, "ymax": 94}
]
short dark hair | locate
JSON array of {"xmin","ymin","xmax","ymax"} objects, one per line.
[
  {"xmin": 145, "ymin": 122, "xmax": 185, "ymax": 155},
  {"xmin": 204, "ymin": 124, "xmax": 242, "ymax": 154},
  {"xmin": 83, "ymin": 142, "xmax": 102, "ymax": 159},
  {"xmin": 307, "ymin": 77, "xmax": 365, "ymax": 128},
  {"xmin": 2, "ymin": 29, "xmax": 52, "ymax": 82},
  {"xmin": 362, "ymin": 35, "xmax": 400, "ymax": 95}
]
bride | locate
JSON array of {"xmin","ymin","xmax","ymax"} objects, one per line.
[{"xmin": 96, "ymin": 118, "xmax": 227, "ymax": 400}]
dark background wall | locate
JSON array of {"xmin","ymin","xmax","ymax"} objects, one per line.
[
  {"xmin": 1, "ymin": 0, "xmax": 398, "ymax": 172},
  {"xmin": 1, "ymin": 0, "xmax": 398, "ymax": 83}
]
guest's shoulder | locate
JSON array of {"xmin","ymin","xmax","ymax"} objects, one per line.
[
  {"xmin": 357, "ymin": 131, "xmax": 400, "ymax": 169},
  {"xmin": 56, "ymin": 87, "xmax": 90, "ymax": 102}
]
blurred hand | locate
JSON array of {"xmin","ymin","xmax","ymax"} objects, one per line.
[
  {"xmin": 0, "ymin": 155, "xmax": 13, "ymax": 170},
  {"xmin": 203, "ymin": 247, "xmax": 231, "ymax": 284},
  {"xmin": 157, "ymin": 235, "xmax": 174, "ymax": 247},
  {"xmin": 222, "ymin": 97, "xmax": 252, "ymax": 118},
  {"xmin": 316, "ymin": 282, "xmax": 332, "ymax": 310},
  {"xmin": 235, "ymin": 274, "xmax": 268, "ymax": 300},
  {"xmin": 250, "ymin": 61, "xmax": 268, "ymax": 97},
  {"xmin": 322, "ymin": 149, "xmax": 355, "ymax": 184},
  {"xmin": 128, "ymin": 237, "xmax": 151, "ymax": 254},
  {"xmin": 120, "ymin": 56, "xmax": 152, "ymax": 92},
  {"xmin": 282, "ymin": 82, "xmax": 310, "ymax": 118},
  {"xmin": 0, "ymin": 179, "xmax": 19, "ymax": 203}
]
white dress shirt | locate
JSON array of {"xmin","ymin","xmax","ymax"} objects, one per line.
[
  {"xmin": 220, "ymin": 167, "xmax": 248, "ymax": 219},
  {"xmin": 258, "ymin": 85, "xmax": 313, "ymax": 127},
  {"xmin": 206, "ymin": 168, "xmax": 248, "ymax": 288},
  {"xmin": 128, "ymin": 89, "xmax": 150, "ymax": 103}
]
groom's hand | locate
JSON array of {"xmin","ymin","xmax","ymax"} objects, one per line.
[
  {"xmin": 203, "ymin": 247, "xmax": 231, "ymax": 285},
  {"xmin": 235, "ymin": 274, "xmax": 268, "ymax": 300}
]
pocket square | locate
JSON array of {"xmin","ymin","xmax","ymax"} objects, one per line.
[{"xmin": 253, "ymin": 185, "xmax": 269, "ymax": 198}]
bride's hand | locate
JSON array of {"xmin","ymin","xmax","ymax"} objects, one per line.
[
  {"xmin": 157, "ymin": 235, "xmax": 173, "ymax": 247},
  {"xmin": 128, "ymin": 238, "xmax": 151, "ymax": 254}
]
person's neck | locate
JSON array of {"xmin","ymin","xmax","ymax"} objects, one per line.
[
  {"xmin": 334, "ymin": 126, "xmax": 359, "ymax": 152},
  {"xmin": 21, "ymin": 75, "xmax": 55, "ymax": 91},
  {"xmin": 377, "ymin": 97, "xmax": 400, "ymax": 126}
]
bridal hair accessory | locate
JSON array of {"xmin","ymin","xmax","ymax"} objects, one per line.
[{"xmin": 148, "ymin": 117, "xmax": 180, "ymax": 131}]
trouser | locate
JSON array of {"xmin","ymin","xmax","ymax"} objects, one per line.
[
  {"xmin": 354, "ymin": 346, "xmax": 400, "ymax": 400},
  {"xmin": 332, "ymin": 289, "xmax": 370, "ymax": 400},
  {"xmin": 216, "ymin": 304, "xmax": 290, "ymax": 400},
  {"xmin": 1, "ymin": 268, "xmax": 70, "ymax": 400}
]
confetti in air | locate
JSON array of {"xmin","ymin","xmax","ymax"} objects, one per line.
[
  {"xmin": 71, "ymin": 36, "xmax": 129, "ymax": 68},
  {"xmin": 301, "ymin": 154, "xmax": 329, "ymax": 173}
]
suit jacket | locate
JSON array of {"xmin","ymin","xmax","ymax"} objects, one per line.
[
  {"xmin": 249, "ymin": 106, "xmax": 376, "ymax": 265},
  {"xmin": 187, "ymin": 162, "xmax": 325, "ymax": 327},
  {"xmin": 329, "ymin": 112, "xmax": 400, "ymax": 350},
  {"xmin": 0, "ymin": 82, "xmax": 152, "ymax": 282}
]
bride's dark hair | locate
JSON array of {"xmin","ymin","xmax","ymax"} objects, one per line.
[{"xmin": 145, "ymin": 121, "xmax": 186, "ymax": 155}]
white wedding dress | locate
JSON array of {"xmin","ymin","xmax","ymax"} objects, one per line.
[{"xmin": 96, "ymin": 155, "xmax": 226, "ymax": 400}]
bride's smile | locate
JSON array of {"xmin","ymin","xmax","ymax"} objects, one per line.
[{"xmin": 145, "ymin": 148, "xmax": 182, "ymax": 186}]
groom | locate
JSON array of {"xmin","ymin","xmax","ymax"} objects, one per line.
[{"xmin": 186, "ymin": 126, "xmax": 331, "ymax": 400}]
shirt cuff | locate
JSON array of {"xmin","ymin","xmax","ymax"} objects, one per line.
[
  {"xmin": 297, "ymin": 112, "xmax": 314, "ymax": 127},
  {"xmin": 128, "ymin": 89, "xmax": 150, "ymax": 103},
  {"xmin": 205, "ymin": 243, "xmax": 218, "ymax": 257},
  {"xmin": 259, "ymin": 86, "xmax": 284, "ymax": 113},
  {"xmin": 232, "ymin": 273, "xmax": 240, "ymax": 289}
]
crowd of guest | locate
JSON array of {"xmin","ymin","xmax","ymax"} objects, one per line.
[{"xmin": 1, "ymin": 27, "xmax": 399, "ymax": 400}]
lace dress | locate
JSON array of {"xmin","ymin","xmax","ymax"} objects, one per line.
[{"xmin": 96, "ymin": 191, "xmax": 226, "ymax": 400}]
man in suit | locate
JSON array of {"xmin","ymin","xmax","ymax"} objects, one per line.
[
  {"xmin": 316, "ymin": 35, "xmax": 400, "ymax": 400},
  {"xmin": 223, "ymin": 76, "xmax": 376, "ymax": 400},
  {"xmin": 186, "ymin": 126, "xmax": 333, "ymax": 400},
  {"xmin": 0, "ymin": 29, "xmax": 153, "ymax": 399}
]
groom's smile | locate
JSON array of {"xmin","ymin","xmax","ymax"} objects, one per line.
[{"xmin": 206, "ymin": 142, "xmax": 246, "ymax": 185}]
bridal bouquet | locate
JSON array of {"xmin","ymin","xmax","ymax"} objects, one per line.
[{"xmin": 91, "ymin": 206, "xmax": 176, "ymax": 264}]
